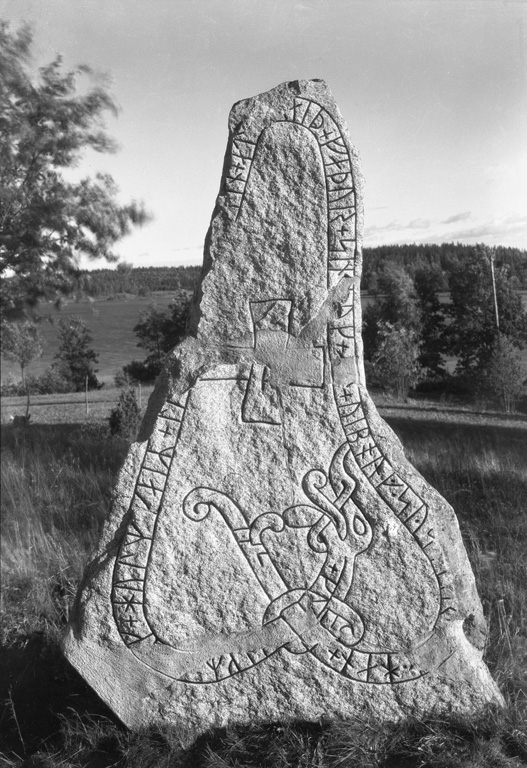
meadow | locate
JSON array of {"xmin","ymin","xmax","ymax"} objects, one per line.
[{"xmin": 1, "ymin": 393, "xmax": 526, "ymax": 767}]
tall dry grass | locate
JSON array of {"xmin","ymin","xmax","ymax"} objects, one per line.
[
  {"xmin": 392, "ymin": 418, "xmax": 527, "ymax": 715},
  {"xmin": 1, "ymin": 423, "xmax": 128, "ymax": 645},
  {"xmin": 1, "ymin": 409, "xmax": 526, "ymax": 766}
]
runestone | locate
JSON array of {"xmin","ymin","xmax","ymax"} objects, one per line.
[{"xmin": 63, "ymin": 79, "xmax": 503, "ymax": 740}]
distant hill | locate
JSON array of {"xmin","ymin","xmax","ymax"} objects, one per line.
[
  {"xmin": 77, "ymin": 243, "xmax": 527, "ymax": 296},
  {"xmin": 78, "ymin": 265, "xmax": 201, "ymax": 297}
]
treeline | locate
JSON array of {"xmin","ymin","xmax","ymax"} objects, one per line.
[
  {"xmin": 76, "ymin": 244, "xmax": 527, "ymax": 297},
  {"xmin": 77, "ymin": 265, "xmax": 202, "ymax": 297},
  {"xmin": 361, "ymin": 243, "xmax": 527, "ymax": 292}
]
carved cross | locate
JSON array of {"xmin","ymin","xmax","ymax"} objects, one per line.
[{"xmin": 242, "ymin": 299, "xmax": 324, "ymax": 425}]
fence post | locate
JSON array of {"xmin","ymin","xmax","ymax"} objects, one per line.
[{"xmin": 85, "ymin": 375, "xmax": 89, "ymax": 416}]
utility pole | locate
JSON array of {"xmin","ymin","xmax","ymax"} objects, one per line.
[{"xmin": 488, "ymin": 248, "xmax": 500, "ymax": 334}]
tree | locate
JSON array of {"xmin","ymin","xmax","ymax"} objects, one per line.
[
  {"xmin": 414, "ymin": 268, "xmax": 447, "ymax": 377},
  {"xmin": 447, "ymin": 246, "xmax": 527, "ymax": 377},
  {"xmin": 133, "ymin": 305, "xmax": 175, "ymax": 368},
  {"xmin": 367, "ymin": 323, "xmax": 423, "ymax": 401},
  {"xmin": 0, "ymin": 21, "xmax": 150, "ymax": 320},
  {"xmin": 363, "ymin": 265, "xmax": 422, "ymax": 362},
  {"xmin": 479, "ymin": 336, "xmax": 526, "ymax": 413},
  {"xmin": 1, "ymin": 319, "xmax": 42, "ymax": 386},
  {"xmin": 127, "ymin": 297, "xmax": 190, "ymax": 380},
  {"xmin": 53, "ymin": 316, "xmax": 100, "ymax": 390}
]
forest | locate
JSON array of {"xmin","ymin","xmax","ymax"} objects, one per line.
[{"xmin": 76, "ymin": 243, "xmax": 527, "ymax": 297}]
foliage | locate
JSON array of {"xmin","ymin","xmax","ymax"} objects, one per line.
[
  {"xmin": 53, "ymin": 316, "xmax": 101, "ymax": 391},
  {"xmin": 30, "ymin": 365, "xmax": 73, "ymax": 394},
  {"xmin": 362, "ymin": 265, "xmax": 422, "ymax": 361},
  {"xmin": 108, "ymin": 386, "xmax": 141, "ymax": 438},
  {"xmin": 133, "ymin": 305, "xmax": 175, "ymax": 367},
  {"xmin": 414, "ymin": 267, "xmax": 447, "ymax": 377},
  {"xmin": 134, "ymin": 298, "xmax": 190, "ymax": 363},
  {"xmin": 0, "ymin": 319, "xmax": 42, "ymax": 385},
  {"xmin": 0, "ymin": 365, "xmax": 71, "ymax": 396},
  {"xmin": 364, "ymin": 251, "xmax": 527, "ymax": 400},
  {"xmin": 362, "ymin": 266, "xmax": 433, "ymax": 398},
  {"xmin": 367, "ymin": 322, "xmax": 423, "ymax": 400},
  {"xmin": 447, "ymin": 246, "xmax": 527, "ymax": 376},
  {"xmin": 479, "ymin": 336, "xmax": 527, "ymax": 413},
  {"xmin": 0, "ymin": 20, "xmax": 149, "ymax": 320},
  {"xmin": 114, "ymin": 368, "xmax": 134, "ymax": 388},
  {"xmin": 123, "ymin": 296, "xmax": 191, "ymax": 381},
  {"xmin": 121, "ymin": 358, "xmax": 162, "ymax": 384}
]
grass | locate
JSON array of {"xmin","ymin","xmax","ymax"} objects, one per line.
[{"xmin": 0, "ymin": 398, "xmax": 526, "ymax": 766}]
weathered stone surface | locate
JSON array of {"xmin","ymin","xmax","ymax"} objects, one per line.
[{"xmin": 63, "ymin": 79, "xmax": 503, "ymax": 741}]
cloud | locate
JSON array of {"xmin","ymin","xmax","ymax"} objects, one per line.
[
  {"xmin": 440, "ymin": 218, "xmax": 527, "ymax": 243},
  {"xmin": 365, "ymin": 217, "xmax": 432, "ymax": 234},
  {"xmin": 504, "ymin": 214, "xmax": 527, "ymax": 225},
  {"xmin": 441, "ymin": 224, "xmax": 500, "ymax": 240},
  {"xmin": 364, "ymin": 212, "xmax": 527, "ymax": 249},
  {"xmin": 407, "ymin": 218, "xmax": 431, "ymax": 230},
  {"xmin": 365, "ymin": 220, "xmax": 402, "ymax": 234},
  {"xmin": 441, "ymin": 211, "xmax": 471, "ymax": 225}
]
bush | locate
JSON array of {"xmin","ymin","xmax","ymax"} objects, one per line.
[
  {"xmin": 108, "ymin": 387, "xmax": 141, "ymax": 439},
  {"xmin": 29, "ymin": 366, "xmax": 73, "ymax": 395},
  {"xmin": 0, "ymin": 366, "xmax": 73, "ymax": 396},
  {"xmin": 114, "ymin": 369, "xmax": 133, "ymax": 388},
  {"xmin": 0, "ymin": 373, "xmax": 24, "ymax": 396},
  {"xmin": 121, "ymin": 359, "xmax": 161, "ymax": 384}
]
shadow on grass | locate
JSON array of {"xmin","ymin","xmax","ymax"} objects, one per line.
[
  {"xmin": 383, "ymin": 414, "xmax": 527, "ymax": 443},
  {"xmin": 0, "ymin": 632, "xmax": 120, "ymax": 759},
  {"xmin": 5, "ymin": 711, "xmax": 527, "ymax": 767},
  {"xmin": 382, "ymin": 416, "xmax": 527, "ymax": 513}
]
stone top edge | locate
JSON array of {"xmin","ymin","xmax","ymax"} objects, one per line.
[{"xmin": 229, "ymin": 79, "xmax": 342, "ymax": 131}]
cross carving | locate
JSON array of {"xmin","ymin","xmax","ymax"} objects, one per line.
[{"xmin": 241, "ymin": 299, "xmax": 324, "ymax": 425}]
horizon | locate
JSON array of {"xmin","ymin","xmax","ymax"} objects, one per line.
[
  {"xmin": 2, "ymin": 0, "xmax": 527, "ymax": 269},
  {"xmin": 79, "ymin": 239, "xmax": 527, "ymax": 274}
]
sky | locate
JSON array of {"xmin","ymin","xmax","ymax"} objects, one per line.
[{"xmin": 2, "ymin": 0, "xmax": 527, "ymax": 269}]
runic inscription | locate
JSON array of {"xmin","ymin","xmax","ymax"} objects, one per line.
[{"xmin": 225, "ymin": 97, "xmax": 358, "ymax": 289}]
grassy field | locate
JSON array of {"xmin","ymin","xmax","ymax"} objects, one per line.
[
  {"xmin": 1, "ymin": 395, "xmax": 526, "ymax": 766},
  {"xmin": 3, "ymin": 291, "xmax": 526, "ymax": 387}
]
